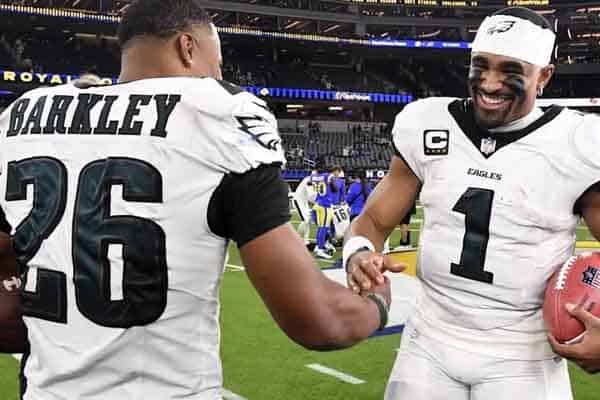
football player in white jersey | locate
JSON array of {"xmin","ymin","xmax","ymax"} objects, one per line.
[
  {"xmin": 345, "ymin": 6, "xmax": 600, "ymax": 400},
  {"xmin": 292, "ymin": 170, "xmax": 317, "ymax": 245},
  {"xmin": 0, "ymin": 1, "xmax": 394, "ymax": 399}
]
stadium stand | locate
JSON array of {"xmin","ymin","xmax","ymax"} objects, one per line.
[{"xmin": 1, "ymin": 0, "xmax": 600, "ymax": 173}]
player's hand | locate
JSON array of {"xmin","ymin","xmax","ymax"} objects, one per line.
[
  {"xmin": 364, "ymin": 275, "xmax": 392, "ymax": 308},
  {"xmin": 548, "ymin": 303, "xmax": 600, "ymax": 374},
  {"xmin": 346, "ymin": 250, "xmax": 406, "ymax": 294}
]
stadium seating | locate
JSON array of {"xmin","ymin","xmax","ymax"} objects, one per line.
[{"xmin": 281, "ymin": 120, "xmax": 393, "ymax": 171}]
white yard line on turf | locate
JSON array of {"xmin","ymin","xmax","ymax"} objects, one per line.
[
  {"xmin": 223, "ymin": 389, "xmax": 248, "ymax": 400},
  {"xmin": 225, "ymin": 264, "xmax": 245, "ymax": 272},
  {"xmin": 317, "ymin": 259, "xmax": 336, "ymax": 264},
  {"xmin": 306, "ymin": 363, "xmax": 365, "ymax": 385}
]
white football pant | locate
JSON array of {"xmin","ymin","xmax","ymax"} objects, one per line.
[{"xmin": 385, "ymin": 324, "xmax": 573, "ymax": 400}]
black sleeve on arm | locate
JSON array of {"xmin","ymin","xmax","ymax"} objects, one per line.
[
  {"xmin": 207, "ymin": 164, "xmax": 291, "ymax": 247},
  {"xmin": 574, "ymin": 181, "xmax": 600, "ymax": 215},
  {"xmin": 0, "ymin": 207, "xmax": 11, "ymax": 234}
]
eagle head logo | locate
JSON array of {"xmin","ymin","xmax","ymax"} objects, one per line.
[{"xmin": 487, "ymin": 20, "xmax": 516, "ymax": 35}]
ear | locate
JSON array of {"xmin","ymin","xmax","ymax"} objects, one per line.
[
  {"xmin": 176, "ymin": 33, "xmax": 195, "ymax": 68},
  {"xmin": 538, "ymin": 64, "xmax": 555, "ymax": 91}
]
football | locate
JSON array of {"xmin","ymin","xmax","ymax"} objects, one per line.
[
  {"xmin": 0, "ymin": 232, "xmax": 27, "ymax": 353},
  {"xmin": 544, "ymin": 252, "xmax": 600, "ymax": 344}
]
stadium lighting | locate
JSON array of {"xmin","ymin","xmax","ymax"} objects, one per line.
[
  {"xmin": 323, "ymin": 24, "xmax": 341, "ymax": 33},
  {"xmin": 328, "ymin": 106, "xmax": 344, "ymax": 111},
  {"xmin": 286, "ymin": 104, "xmax": 304, "ymax": 108},
  {"xmin": 284, "ymin": 21, "xmax": 302, "ymax": 30}
]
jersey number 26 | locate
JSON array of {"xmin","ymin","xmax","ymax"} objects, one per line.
[{"xmin": 7, "ymin": 157, "xmax": 167, "ymax": 328}]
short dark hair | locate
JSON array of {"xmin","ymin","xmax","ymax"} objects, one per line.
[
  {"xmin": 493, "ymin": 7, "xmax": 553, "ymax": 32},
  {"xmin": 118, "ymin": 0, "xmax": 212, "ymax": 48}
]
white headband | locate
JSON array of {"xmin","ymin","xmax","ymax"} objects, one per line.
[{"xmin": 472, "ymin": 15, "xmax": 556, "ymax": 67}]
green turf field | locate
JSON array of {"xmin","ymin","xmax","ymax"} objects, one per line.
[{"xmin": 0, "ymin": 207, "xmax": 598, "ymax": 399}]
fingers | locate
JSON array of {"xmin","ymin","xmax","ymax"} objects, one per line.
[
  {"xmin": 565, "ymin": 303, "xmax": 600, "ymax": 330},
  {"xmin": 348, "ymin": 263, "xmax": 373, "ymax": 291},
  {"xmin": 346, "ymin": 273, "xmax": 360, "ymax": 294},
  {"xmin": 347, "ymin": 252, "xmax": 401, "ymax": 292},
  {"xmin": 548, "ymin": 325, "xmax": 600, "ymax": 373},
  {"xmin": 548, "ymin": 334, "xmax": 576, "ymax": 359},
  {"xmin": 548, "ymin": 332, "xmax": 590, "ymax": 363},
  {"xmin": 360, "ymin": 256, "xmax": 385, "ymax": 285},
  {"xmin": 382, "ymin": 256, "xmax": 407, "ymax": 274}
]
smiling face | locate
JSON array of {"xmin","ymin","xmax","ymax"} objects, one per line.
[{"xmin": 468, "ymin": 51, "xmax": 554, "ymax": 129}]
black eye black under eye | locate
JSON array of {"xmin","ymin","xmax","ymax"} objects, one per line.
[
  {"xmin": 503, "ymin": 75, "xmax": 526, "ymax": 96},
  {"xmin": 471, "ymin": 63, "xmax": 487, "ymax": 70},
  {"xmin": 468, "ymin": 68, "xmax": 484, "ymax": 82},
  {"xmin": 503, "ymin": 69, "xmax": 523, "ymax": 76}
]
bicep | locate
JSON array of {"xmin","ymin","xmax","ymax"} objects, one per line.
[
  {"xmin": 364, "ymin": 156, "xmax": 421, "ymax": 228},
  {"xmin": 351, "ymin": 156, "xmax": 421, "ymax": 248}
]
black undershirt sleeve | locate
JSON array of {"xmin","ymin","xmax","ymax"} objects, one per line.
[
  {"xmin": 207, "ymin": 164, "xmax": 291, "ymax": 247},
  {"xmin": 0, "ymin": 207, "xmax": 11, "ymax": 234}
]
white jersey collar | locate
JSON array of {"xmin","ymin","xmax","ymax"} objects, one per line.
[{"xmin": 489, "ymin": 107, "xmax": 544, "ymax": 133}]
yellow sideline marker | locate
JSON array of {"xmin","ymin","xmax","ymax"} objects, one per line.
[
  {"xmin": 384, "ymin": 248, "xmax": 418, "ymax": 277},
  {"xmin": 575, "ymin": 241, "xmax": 600, "ymax": 249}
]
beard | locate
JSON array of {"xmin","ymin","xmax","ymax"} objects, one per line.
[
  {"xmin": 473, "ymin": 98, "xmax": 513, "ymax": 129},
  {"xmin": 468, "ymin": 71, "xmax": 529, "ymax": 130},
  {"xmin": 469, "ymin": 85, "xmax": 530, "ymax": 130}
]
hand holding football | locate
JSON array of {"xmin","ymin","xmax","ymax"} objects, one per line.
[{"xmin": 544, "ymin": 252, "xmax": 600, "ymax": 344}]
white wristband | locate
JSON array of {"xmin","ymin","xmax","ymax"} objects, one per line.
[{"xmin": 342, "ymin": 236, "xmax": 375, "ymax": 272}]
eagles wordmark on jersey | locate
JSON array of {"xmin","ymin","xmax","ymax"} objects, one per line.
[
  {"xmin": 0, "ymin": 77, "xmax": 286, "ymax": 400},
  {"xmin": 393, "ymin": 97, "xmax": 600, "ymax": 360}
]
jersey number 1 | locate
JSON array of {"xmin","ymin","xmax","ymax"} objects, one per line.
[{"xmin": 450, "ymin": 187, "xmax": 494, "ymax": 284}]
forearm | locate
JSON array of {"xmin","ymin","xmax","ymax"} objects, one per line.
[
  {"xmin": 305, "ymin": 281, "xmax": 382, "ymax": 350},
  {"xmin": 347, "ymin": 208, "xmax": 393, "ymax": 252},
  {"xmin": 242, "ymin": 224, "xmax": 382, "ymax": 351}
]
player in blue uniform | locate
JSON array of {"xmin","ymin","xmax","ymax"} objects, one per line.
[
  {"xmin": 311, "ymin": 169, "xmax": 338, "ymax": 259},
  {"xmin": 329, "ymin": 167, "xmax": 345, "ymax": 207},
  {"xmin": 345, "ymin": 172, "xmax": 373, "ymax": 221}
]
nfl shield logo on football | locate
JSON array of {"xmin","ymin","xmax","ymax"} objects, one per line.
[
  {"xmin": 480, "ymin": 137, "xmax": 496, "ymax": 155},
  {"xmin": 582, "ymin": 266, "xmax": 600, "ymax": 289}
]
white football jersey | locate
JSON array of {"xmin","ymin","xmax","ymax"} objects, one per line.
[
  {"xmin": 393, "ymin": 97, "xmax": 600, "ymax": 360},
  {"xmin": 331, "ymin": 204, "xmax": 350, "ymax": 240},
  {"xmin": 293, "ymin": 175, "xmax": 316, "ymax": 205},
  {"xmin": 0, "ymin": 77, "xmax": 285, "ymax": 399}
]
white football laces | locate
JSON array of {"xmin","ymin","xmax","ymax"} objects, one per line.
[{"xmin": 554, "ymin": 254, "xmax": 583, "ymax": 291}]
